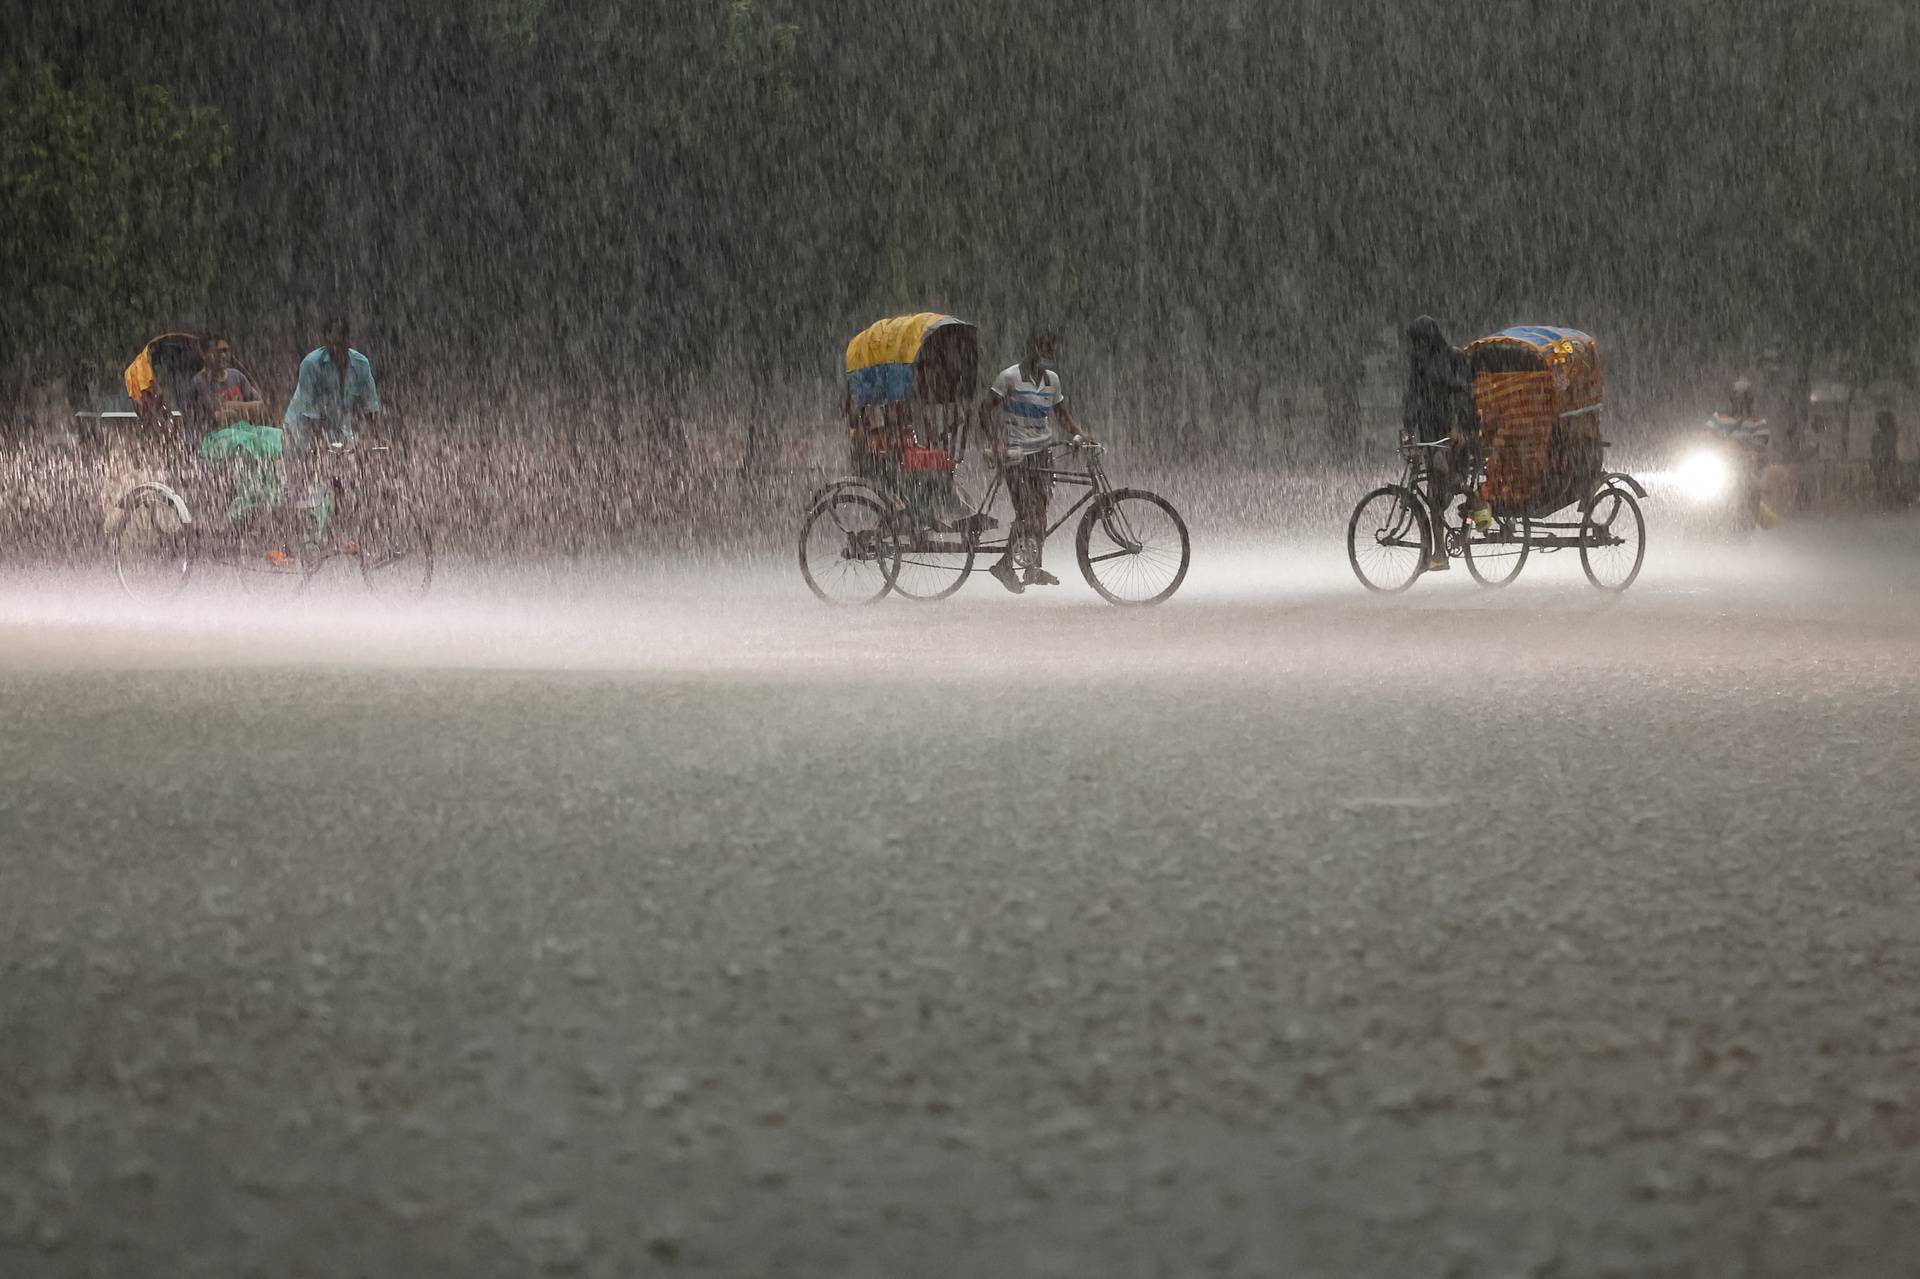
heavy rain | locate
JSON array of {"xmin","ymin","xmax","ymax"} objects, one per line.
[{"xmin": 4, "ymin": 2, "xmax": 1920, "ymax": 1275}]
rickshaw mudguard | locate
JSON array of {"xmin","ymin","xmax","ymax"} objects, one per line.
[
  {"xmin": 1596, "ymin": 472, "xmax": 1647, "ymax": 499},
  {"xmin": 805, "ymin": 475, "xmax": 906, "ymax": 514},
  {"xmin": 119, "ymin": 480, "xmax": 193, "ymax": 525}
]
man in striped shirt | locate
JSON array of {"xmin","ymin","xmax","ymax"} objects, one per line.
[{"xmin": 980, "ymin": 330, "xmax": 1096, "ymax": 593}]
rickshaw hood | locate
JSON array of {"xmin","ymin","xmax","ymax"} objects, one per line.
[
  {"xmin": 124, "ymin": 333, "xmax": 200, "ymax": 403},
  {"xmin": 845, "ymin": 313, "xmax": 974, "ymax": 405}
]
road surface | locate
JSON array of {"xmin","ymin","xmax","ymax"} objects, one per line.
[{"xmin": 4, "ymin": 515, "xmax": 1919, "ymax": 1277}]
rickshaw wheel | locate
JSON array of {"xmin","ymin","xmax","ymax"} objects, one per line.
[
  {"xmin": 110, "ymin": 484, "xmax": 197, "ymax": 603},
  {"xmin": 798, "ymin": 490, "xmax": 899, "ymax": 606},
  {"xmin": 888, "ymin": 515, "xmax": 977, "ymax": 602},
  {"xmin": 1076, "ymin": 489, "xmax": 1190, "ymax": 607},
  {"xmin": 1579, "ymin": 484, "xmax": 1646, "ymax": 592},
  {"xmin": 1346, "ymin": 485, "xmax": 1429, "ymax": 594},
  {"xmin": 1462, "ymin": 516, "xmax": 1530, "ymax": 588}
]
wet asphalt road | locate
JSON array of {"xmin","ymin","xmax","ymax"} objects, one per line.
[{"xmin": 3, "ymin": 517, "xmax": 1919, "ymax": 1277}]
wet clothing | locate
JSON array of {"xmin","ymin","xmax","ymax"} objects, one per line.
[
  {"xmin": 186, "ymin": 367, "xmax": 262, "ymax": 438},
  {"xmin": 1707, "ymin": 412, "xmax": 1772, "ymax": 525},
  {"xmin": 283, "ymin": 347, "xmax": 380, "ymax": 448},
  {"xmin": 1403, "ymin": 318, "xmax": 1474, "ymax": 444},
  {"xmin": 991, "ymin": 363, "xmax": 1066, "ymax": 455},
  {"xmin": 196, "ymin": 422, "xmax": 285, "ymax": 522},
  {"xmin": 1403, "ymin": 317, "xmax": 1476, "ymax": 542},
  {"xmin": 1004, "ymin": 448, "xmax": 1054, "ymax": 565},
  {"xmin": 1706, "ymin": 411, "xmax": 1771, "ymax": 455},
  {"xmin": 283, "ymin": 346, "xmax": 379, "ymax": 516}
]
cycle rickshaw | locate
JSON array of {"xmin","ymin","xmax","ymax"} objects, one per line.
[
  {"xmin": 109, "ymin": 332, "xmax": 434, "ymax": 604},
  {"xmin": 797, "ymin": 313, "xmax": 1190, "ymax": 606},
  {"xmin": 1347, "ymin": 326, "xmax": 1648, "ymax": 593}
]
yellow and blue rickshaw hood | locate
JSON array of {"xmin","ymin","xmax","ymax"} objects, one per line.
[{"xmin": 845, "ymin": 313, "xmax": 971, "ymax": 405}]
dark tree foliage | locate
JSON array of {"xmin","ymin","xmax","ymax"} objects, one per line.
[
  {"xmin": 0, "ymin": 66, "xmax": 228, "ymax": 400},
  {"xmin": 7, "ymin": 0, "xmax": 1916, "ymax": 438}
]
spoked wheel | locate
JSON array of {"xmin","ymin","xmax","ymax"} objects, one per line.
[
  {"xmin": 110, "ymin": 486, "xmax": 196, "ymax": 602},
  {"xmin": 1347, "ymin": 485, "xmax": 1430, "ymax": 593},
  {"xmin": 1076, "ymin": 489, "xmax": 1190, "ymax": 606},
  {"xmin": 799, "ymin": 490, "xmax": 899, "ymax": 605},
  {"xmin": 356, "ymin": 495, "xmax": 436, "ymax": 602},
  {"xmin": 889, "ymin": 517, "xmax": 977, "ymax": 602},
  {"xmin": 234, "ymin": 549, "xmax": 311, "ymax": 601},
  {"xmin": 1462, "ymin": 516, "xmax": 1530, "ymax": 588},
  {"xmin": 1579, "ymin": 484, "xmax": 1647, "ymax": 592}
]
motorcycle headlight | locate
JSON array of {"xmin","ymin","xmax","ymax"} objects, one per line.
[{"xmin": 1676, "ymin": 449, "xmax": 1731, "ymax": 500}]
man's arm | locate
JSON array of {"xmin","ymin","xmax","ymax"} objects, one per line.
[
  {"xmin": 1054, "ymin": 399, "xmax": 1094, "ymax": 444},
  {"xmin": 219, "ymin": 370, "xmax": 268, "ymax": 426}
]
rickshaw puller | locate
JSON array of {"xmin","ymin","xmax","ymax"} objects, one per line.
[
  {"xmin": 981, "ymin": 329, "xmax": 1096, "ymax": 594},
  {"xmin": 1404, "ymin": 316, "xmax": 1490, "ymax": 571},
  {"xmin": 280, "ymin": 312, "xmax": 382, "ymax": 562}
]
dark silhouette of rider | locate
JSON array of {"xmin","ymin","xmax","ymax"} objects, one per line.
[{"xmin": 1403, "ymin": 317, "xmax": 1481, "ymax": 570}]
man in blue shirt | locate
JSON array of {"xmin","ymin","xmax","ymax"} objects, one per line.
[{"xmin": 282, "ymin": 313, "xmax": 381, "ymax": 528}]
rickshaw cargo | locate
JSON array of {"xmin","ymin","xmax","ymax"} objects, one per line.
[{"xmin": 1466, "ymin": 326, "xmax": 1605, "ymax": 520}]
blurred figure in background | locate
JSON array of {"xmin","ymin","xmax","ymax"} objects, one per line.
[
  {"xmin": 1705, "ymin": 377, "xmax": 1777, "ymax": 528},
  {"xmin": 1870, "ymin": 409, "xmax": 1904, "ymax": 508}
]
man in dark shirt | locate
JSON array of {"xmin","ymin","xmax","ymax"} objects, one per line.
[{"xmin": 1403, "ymin": 316, "xmax": 1484, "ymax": 571}]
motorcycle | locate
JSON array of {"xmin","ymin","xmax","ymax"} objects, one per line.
[{"xmin": 1672, "ymin": 412, "xmax": 1777, "ymax": 531}]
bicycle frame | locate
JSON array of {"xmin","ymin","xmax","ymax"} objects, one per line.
[
  {"xmin": 813, "ymin": 408, "xmax": 1148, "ymax": 568},
  {"xmin": 1386, "ymin": 436, "xmax": 1638, "ymax": 553},
  {"xmin": 144, "ymin": 441, "xmax": 402, "ymax": 564},
  {"xmin": 969, "ymin": 449, "xmax": 1120, "ymax": 551}
]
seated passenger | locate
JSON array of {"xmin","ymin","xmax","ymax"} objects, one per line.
[{"xmin": 185, "ymin": 334, "xmax": 267, "ymax": 441}]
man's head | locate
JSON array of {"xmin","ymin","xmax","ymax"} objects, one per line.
[
  {"xmin": 1024, "ymin": 329, "xmax": 1058, "ymax": 370},
  {"xmin": 1407, "ymin": 315, "xmax": 1450, "ymax": 352},
  {"xmin": 1729, "ymin": 377, "xmax": 1755, "ymax": 418},
  {"xmin": 199, "ymin": 334, "xmax": 232, "ymax": 377},
  {"xmin": 322, "ymin": 313, "xmax": 352, "ymax": 361}
]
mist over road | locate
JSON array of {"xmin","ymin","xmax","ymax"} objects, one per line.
[{"xmin": 5, "ymin": 518, "xmax": 1919, "ymax": 1277}]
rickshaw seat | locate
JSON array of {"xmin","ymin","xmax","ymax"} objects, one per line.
[{"xmin": 899, "ymin": 446, "xmax": 953, "ymax": 473}]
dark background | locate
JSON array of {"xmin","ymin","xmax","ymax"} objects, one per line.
[{"xmin": 6, "ymin": 0, "xmax": 1917, "ymax": 451}]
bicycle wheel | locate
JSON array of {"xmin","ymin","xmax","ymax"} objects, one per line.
[
  {"xmin": 1461, "ymin": 516, "xmax": 1530, "ymax": 588},
  {"xmin": 1076, "ymin": 489, "xmax": 1190, "ymax": 606},
  {"xmin": 1346, "ymin": 485, "xmax": 1429, "ymax": 593},
  {"xmin": 799, "ymin": 490, "xmax": 898, "ymax": 605},
  {"xmin": 890, "ymin": 517, "xmax": 977, "ymax": 601},
  {"xmin": 356, "ymin": 493, "xmax": 436, "ymax": 602},
  {"xmin": 1579, "ymin": 484, "xmax": 1646, "ymax": 592},
  {"xmin": 110, "ymin": 485, "xmax": 196, "ymax": 602}
]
